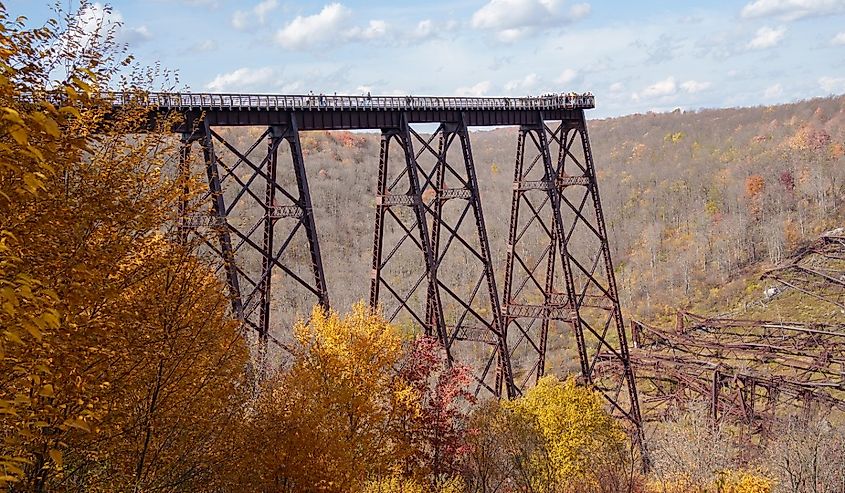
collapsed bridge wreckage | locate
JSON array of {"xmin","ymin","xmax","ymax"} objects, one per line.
[{"xmin": 597, "ymin": 230, "xmax": 845, "ymax": 433}]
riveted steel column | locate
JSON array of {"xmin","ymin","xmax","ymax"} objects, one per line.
[
  {"xmin": 257, "ymin": 126, "xmax": 283, "ymax": 362},
  {"xmin": 576, "ymin": 113, "xmax": 647, "ymax": 467},
  {"xmin": 398, "ymin": 114, "xmax": 446, "ymax": 342},
  {"xmin": 369, "ymin": 131, "xmax": 391, "ymax": 312},
  {"xmin": 201, "ymin": 118, "xmax": 244, "ymax": 320},
  {"xmin": 286, "ymin": 116, "xmax": 329, "ymax": 310},
  {"xmin": 177, "ymin": 133, "xmax": 193, "ymax": 245},
  {"xmin": 427, "ymin": 125, "xmax": 448, "ymax": 347},
  {"xmin": 455, "ymin": 114, "xmax": 515, "ymax": 398}
]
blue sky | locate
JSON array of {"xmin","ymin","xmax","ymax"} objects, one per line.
[{"xmin": 9, "ymin": 0, "xmax": 845, "ymax": 117}]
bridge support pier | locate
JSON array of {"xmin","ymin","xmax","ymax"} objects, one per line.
[
  {"xmin": 178, "ymin": 117, "xmax": 329, "ymax": 366},
  {"xmin": 502, "ymin": 113, "xmax": 647, "ymax": 465},
  {"xmin": 369, "ymin": 114, "xmax": 514, "ymax": 398}
]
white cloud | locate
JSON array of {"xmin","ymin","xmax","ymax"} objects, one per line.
[
  {"xmin": 70, "ymin": 3, "xmax": 152, "ymax": 47},
  {"xmin": 504, "ymin": 73, "xmax": 539, "ymax": 92},
  {"xmin": 832, "ymin": 31, "xmax": 845, "ymax": 44},
  {"xmin": 471, "ymin": 0, "xmax": 590, "ymax": 40},
  {"xmin": 455, "ymin": 81, "xmax": 492, "ymax": 97},
  {"xmin": 641, "ymin": 76, "xmax": 677, "ymax": 98},
  {"xmin": 747, "ymin": 26, "xmax": 786, "ymax": 49},
  {"xmin": 414, "ymin": 20, "xmax": 433, "ymax": 39},
  {"xmin": 276, "ymin": 3, "xmax": 349, "ymax": 48},
  {"xmin": 819, "ymin": 76, "xmax": 845, "ymax": 93},
  {"xmin": 609, "ymin": 82, "xmax": 624, "ymax": 93},
  {"xmin": 120, "ymin": 25, "xmax": 152, "ymax": 43},
  {"xmin": 254, "ymin": 0, "xmax": 278, "ymax": 23},
  {"xmin": 76, "ymin": 2, "xmax": 121, "ymax": 36},
  {"xmin": 206, "ymin": 67, "xmax": 276, "ymax": 92},
  {"xmin": 764, "ymin": 83, "xmax": 783, "ymax": 98},
  {"xmin": 408, "ymin": 19, "xmax": 458, "ymax": 41},
  {"xmin": 233, "ymin": 0, "xmax": 279, "ymax": 30},
  {"xmin": 556, "ymin": 68, "xmax": 578, "ymax": 84},
  {"xmin": 193, "ymin": 39, "xmax": 218, "ymax": 52},
  {"xmin": 274, "ymin": 3, "xmax": 386, "ymax": 49},
  {"xmin": 232, "ymin": 11, "xmax": 249, "ymax": 30},
  {"xmin": 495, "ymin": 28, "xmax": 530, "ymax": 42},
  {"xmin": 570, "ymin": 2, "xmax": 591, "ymax": 17},
  {"xmin": 680, "ymin": 80, "xmax": 711, "ymax": 93},
  {"xmin": 347, "ymin": 19, "xmax": 388, "ymax": 40},
  {"xmin": 741, "ymin": 0, "xmax": 845, "ymax": 20}
]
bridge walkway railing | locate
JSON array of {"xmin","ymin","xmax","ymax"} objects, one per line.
[{"xmin": 101, "ymin": 92, "xmax": 595, "ymax": 111}]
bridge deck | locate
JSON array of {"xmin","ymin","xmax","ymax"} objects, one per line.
[{"xmin": 124, "ymin": 92, "xmax": 594, "ymax": 131}]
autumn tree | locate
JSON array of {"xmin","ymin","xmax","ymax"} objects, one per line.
[
  {"xmin": 238, "ymin": 304, "xmax": 410, "ymax": 492},
  {"xmin": 0, "ymin": 3, "xmax": 249, "ymax": 491},
  {"xmin": 462, "ymin": 398, "xmax": 545, "ymax": 492},
  {"xmin": 463, "ymin": 376, "xmax": 635, "ymax": 493},
  {"xmin": 393, "ymin": 336, "xmax": 475, "ymax": 485},
  {"xmin": 236, "ymin": 306, "xmax": 476, "ymax": 492},
  {"xmin": 764, "ymin": 416, "xmax": 845, "ymax": 493},
  {"xmin": 507, "ymin": 376, "xmax": 631, "ymax": 491}
]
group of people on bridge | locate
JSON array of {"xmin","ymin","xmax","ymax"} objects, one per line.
[{"xmin": 299, "ymin": 90, "xmax": 595, "ymax": 111}]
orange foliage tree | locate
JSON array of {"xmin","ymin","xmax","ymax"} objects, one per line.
[
  {"xmin": 0, "ymin": 3, "xmax": 248, "ymax": 491},
  {"xmin": 236, "ymin": 305, "xmax": 474, "ymax": 492}
]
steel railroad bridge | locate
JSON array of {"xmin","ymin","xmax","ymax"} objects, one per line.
[{"xmin": 141, "ymin": 92, "xmax": 645, "ymax": 455}]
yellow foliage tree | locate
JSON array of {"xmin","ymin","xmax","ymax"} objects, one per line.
[
  {"xmin": 0, "ymin": 4, "xmax": 249, "ymax": 490},
  {"xmin": 504, "ymin": 376, "xmax": 628, "ymax": 491},
  {"xmin": 715, "ymin": 470, "xmax": 774, "ymax": 493},
  {"xmin": 646, "ymin": 469, "xmax": 774, "ymax": 493},
  {"xmin": 464, "ymin": 376, "xmax": 633, "ymax": 492},
  {"xmin": 239, "ymin": 304, "xmax": 412, "ymax": 492},
  {"xmin": 361, "ymin": 475, "xmax": 465, "ymax": 493},
  {"xmin": 0, "ymin": 5, "xmax": 103, "ymax": 484}
]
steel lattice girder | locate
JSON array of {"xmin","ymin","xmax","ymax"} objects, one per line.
[
  {"xmin": 617, "ymin": 314, "xmax": 845, "ymax": 430},
  {"xmin": 632, "ymin": 316, "xmax": 845, "ymax": 385},
  {"xmin": 608, "ymin": 350, "xmax": 845, "ymax": 429},
  {"xmin": 762, "ymin": 234, "xmax": 845, "ymax": 310}
]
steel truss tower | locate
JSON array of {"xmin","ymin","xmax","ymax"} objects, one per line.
[
  {"xmin": 501, "ymin": 113, "xmax": 645, "ymax": 453},
  {"xmin": 178, "ymin": 116, "xmax": 329, "ymax": 361},
  {"xmin": 369, "ymin": 114, "xmax": 514, "ymax": 397}
]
